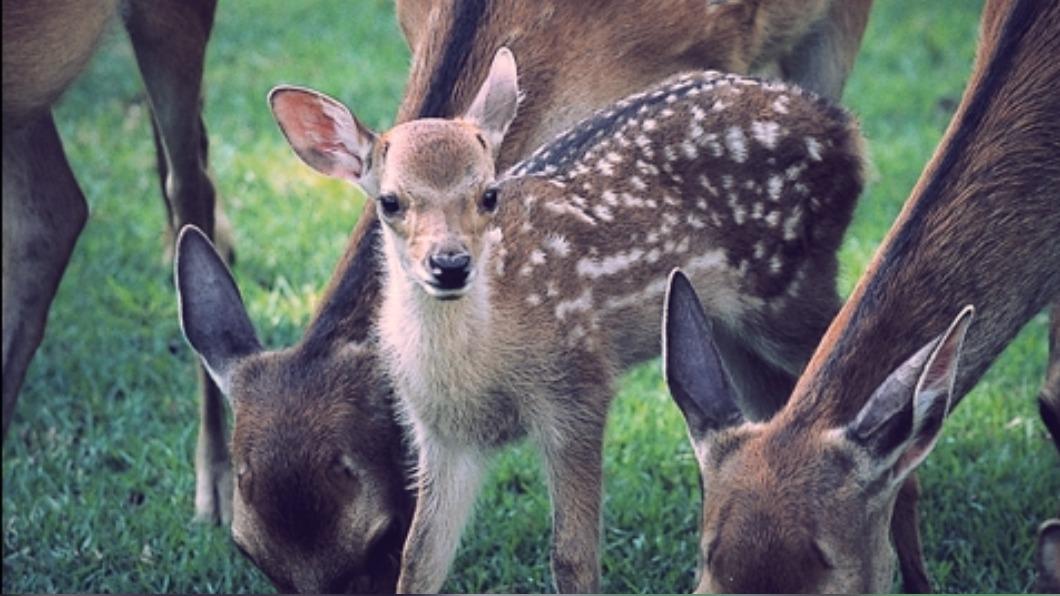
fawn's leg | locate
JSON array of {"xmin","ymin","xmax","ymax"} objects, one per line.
[
  {"xmin": 537, "ymin": 405, "xmax": 606, "ymax": 593},
  {"xmin": 397, "ymin": 439, "xmax": 487, "ymax": 594},
  {"xmin": 2, "ymin": 114, "xmax": 88, "ymax": 440},
  {"xmin": 123, "ymin": 0, "xmax": 234, "ymax": 524}
]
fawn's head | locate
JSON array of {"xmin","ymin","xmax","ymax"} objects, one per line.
[
  {"xmin": 270, "ymin": 48, "xmax": 519, "ymax": 300},
  {"xmin": 662, "ymin": 270, "xmax": 973, "ymax": 593},
  {"xmin": 175, "ymin": 227, "xmax": 412, "ymax": 593}
]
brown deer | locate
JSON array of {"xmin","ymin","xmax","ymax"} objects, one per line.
[
  {"xmin": 662, "ymin": 0, "xmax": 1060, "ymax": 592},
  {"xmin": 175, "ymin": 1, "xmax": 876, "ymax": 591},
  {"xmin": 267, "ymin": 45, "xmax": 866, "ymax": 591},
  {"xmin": 2, "ymin": 0, "xmax": 232, "ymax": 501}
]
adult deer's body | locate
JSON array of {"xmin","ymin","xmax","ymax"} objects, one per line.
[
  {"xmin": 2, "ymin": 0, "xmax": 230, "ymax": 469},
  {"xmin": 664, "ymin": 0, "xmax": 1060, "ymax": 591},
  {"xmin": 269, "ymin": 46, "xmax": 866, "ymax": 591},
  {"xmin": 176, "ymin": 1, "xmax": 875, "ymax": 592}
]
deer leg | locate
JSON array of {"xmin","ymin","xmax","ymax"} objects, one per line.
[
  {"xmin": 1039, "ymin": 302, "xmax": 1060, "ymax": 453},
  {"xmin": 537, "ymin": 408, "xmax": 605, "ymax": 593},
  {"xmin": 2, "ymin": 114, "xmax": 88, "ymax": 440},
  {"xmin": 397, "ymin": 439, "xmax": 486, "ymax": 593},
  {"xmin": 122, "ymin": 0, "xmax": 235, "ymax": 524},
  {"xmin": 121, "ymin": 0, "xmax": 232, "ymax": 262},
  {"xmin": 891, "ymin": 473, "xmax": 933, "ymax": 593}
]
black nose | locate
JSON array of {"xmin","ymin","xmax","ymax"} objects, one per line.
[{"xmin": 428, "ymin": 251, "xmax": 471, "ymax": 289}]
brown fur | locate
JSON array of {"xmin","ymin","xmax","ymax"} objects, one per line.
[
  {"xmin": 671, "ymin": 0, "xmax": 1060, "ymax": 592},
  {"xmin": 2, "ymin": 0, "xmax": 231, "ymax": 480}
]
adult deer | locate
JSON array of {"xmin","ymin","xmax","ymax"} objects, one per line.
[
  {"xmin": 2, "ymin": 0, "xmax": 230, "ymax": 450},
  {"xmin": 177, "ymin": 1, "xmax": 876, "ymax": 591},
  {"xmin": 663, "ymin": 0, "xmax": 1060, "ymax": 591},
  {"xmin": 264, "ymin": 45, "xmax": 866, "ymax": 591}
]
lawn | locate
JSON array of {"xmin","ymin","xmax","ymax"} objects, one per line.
[{"xmin": 3, "ymin": 0, "xmax": 1056, "ymax": 593}]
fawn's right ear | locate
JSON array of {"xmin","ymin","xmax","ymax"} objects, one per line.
[
  {"xmin": 663, "ymin": 269, "xmax": 745, "ymax": 442},
  {"xmin": 463, "ymin": 47, "xmax": 519, "ymax": 155},
  {"xmin": 175, "ymin": 226, "xmax": 261, "ymax": 396},
  {"xmin": 268, "ymin": 85, "xmax": 380, "ymax": 196}
]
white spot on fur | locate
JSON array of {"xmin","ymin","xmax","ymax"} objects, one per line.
[
  {"xmin": 602, "ymin": 190, "xmax": 619, "ymax": 206},
  {"xmin": 725, "ymin": 127, "xmax": 748, "ymax": 163},
  {"xmin": 770, "ymin": 255, "xmax": 783, "ymax": 274},
  {"xmin": 698, "ymin": 175, "xmax": 718, "ymax": 196},
  {"xmin": 576, "ymin": 248, "xmax": 645, "ymax": 279},
  {"xmin": 772, "ymin": 95, "xmax": 790, "ymax": 114},
  {"xmin": 765, "ymin": 210, "xmax": 781, "ymax": 228},
  {"xmin": 643, "ymin": 119, "xmax": 658, "ymax": 132},
  {"xmin": 597, "ymin": 159, "xmax": 615, "ymax": 177},
  {"xmin": 751, "ymin": 121, "xmax": 782, "ymax": 149},
  {"xmin": 681, "ymin": 140, "xmax": 699, "ymax": 159},
  {"xmin": 529, "ymin": 249, "xmax": 546, "ymax": 265},
  {"xmin": 805, "ymin": 136, "xmax": 823, "ymax": 161},
  {"xmin": 544, "ymin": 201, "xmax": 596, "ymax": 225},
  {"xmin": 753, "ymin": 242, "xmax": 765, "ymax": 259},
  {"xmin": 606, "ymin": 151, "xmax": 623, "ymax": 164},
  {"xmin": 526, "ymin": 293, "xmax": 543, "ymax": 306},
  {"xmin": 768, "ymin": 175, "xmax": 784, "ymax": 201},
  {"xmin": 784, "ymin": 206, "xmax": 803, "ymax": 240},
  {"xmin": 592, "ymin": 205, "xmax": 614, "ymax": 222},
  {"xmin": 555, "ymin": 288, "xmax": 593, "ymax": 320},
  {"xmin": 630, "ymin": 176, "xmax": 647, "ymax": 191}
]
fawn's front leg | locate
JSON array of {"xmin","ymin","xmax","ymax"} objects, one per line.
[
  {"xmin": 537, "ymin": 410, "xmax": 606, "ymax": 593},
  {"xmin": 397, "ymin": 438, "xmax": 487, "ymax": 593}
]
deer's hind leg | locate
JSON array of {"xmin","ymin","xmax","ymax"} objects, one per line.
[
  {"xmin": 2, "ymin": 114, "xmax": 89, "ymax": 440},
  {"xmin": 122, "ymin": 0, "xmax": 232, "ymax": 524}
]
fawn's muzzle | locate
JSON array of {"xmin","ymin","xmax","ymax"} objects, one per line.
[{"xmin": 427, "ymin": 251, "xmax": 472, "ymax": 291}]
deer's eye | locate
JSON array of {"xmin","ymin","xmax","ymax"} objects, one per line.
[
  {"xmin": 378, "ymin": 193, "xmax": 402, "ymax": 216},
  {"xmin": 480, "ymin": 187, "xmax": 499, "ymax": 213}
]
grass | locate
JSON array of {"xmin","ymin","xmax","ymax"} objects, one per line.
[{"xmin": 3, "ymin": 0, "xmax": 1056, "ymax": 593}]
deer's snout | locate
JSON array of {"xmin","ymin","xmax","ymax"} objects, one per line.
[{"xmin": 426, "ymin": 248, "xmax": 472, "ymax": 294}]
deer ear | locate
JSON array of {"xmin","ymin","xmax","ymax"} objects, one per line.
[
  {"xmin": 663, "ymin": 269, "xmax": 745, "ymax": 442},
  {"xmin": 847, "ymin": 306, "xmax": 974, "ymax": 490},
  {"xmin": 175, "ymin": 226, "xmax": 262, "ymax": 396},
  {"xmin": 463, "ymin": 47, "xmax": 519, "ymax": 154},
  {"xmin": 1037, "ymin": 519, "xmax": 1060, "ymax": 593},
  {"xmin": 268, "ymin": 85, "xmax": 379, "ymax": 195}
]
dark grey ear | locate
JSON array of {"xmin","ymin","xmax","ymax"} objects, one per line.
[
  {"xmin": 1036, "ymin": 519, "xmax": 1060, "ymax": 593},
  {"xmin": 847, "ymin": 306, "xmax": 974, "ymax": 489},
  {"xmin": 174, "ymin": 225, "xmax": 261, "ymax": 394},
  {"xmin": 663, "ymin": 269, "xmax": 745, "ymax": 441}
]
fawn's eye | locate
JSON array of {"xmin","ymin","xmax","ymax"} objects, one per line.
[
  {"xmin": 378, "ymin": 193, "xmax": 402, "ymax": 216},
  {"xmin": 480, "ymin": 187, "xmax": 499, "ymax": 212}
]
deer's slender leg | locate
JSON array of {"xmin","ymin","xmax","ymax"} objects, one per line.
[
  {"xmin": 537, "ymin": 402, "xmax": 606, "ymax": 594},
  {"xmin": 892, "ymin": 474, "xmax": 932, "ymax": 593},
  {"xmin": 122, "ymin": 0, "xmax": 231, "ymax": 261},
  {"xmin": 122, "ymin": 0, "xmax": 233, "ymax": 524},
  {"xmin": 1039, "ymin": 302, "xmax": 1060, "ymax": 453},
  {"xmin": 2, "ymin": 113, "xmax": 88, "ymax": 439},
  {"xmin": 397, "ymin": 439, "xmax": 487, "ymax": 594}
]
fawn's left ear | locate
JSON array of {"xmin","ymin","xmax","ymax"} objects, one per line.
[
  {"xmin": 268, "ymin": 85, "xmax": 380, "ymax": 195},
  {"xmin": 846, "ymin": 306, "xmax": 974, "ymax": 492},
  {"xmin": 463, "ymin": 47, "xmax": 519, "ymax": 155}
]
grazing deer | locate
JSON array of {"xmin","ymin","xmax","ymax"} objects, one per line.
[
  {"xmin": 176, "ymin": 2, "xmax": 877, "ymax": 591},
  {"xmin": 2, "ymin": 0, "xmax": 231, "ymax": 461},
  {"xmin": 175, "ymin": 225, "xmax": 414, "ymax": 593},
  {"xmin": 268, "ymin": 45, "xmax": 866, "ymax": 592},
  {"xmin": 663, "ymin": 0, "xmax": 1060, "ymax": 592}
]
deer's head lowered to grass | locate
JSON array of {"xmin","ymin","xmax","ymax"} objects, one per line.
[
  {"xmin": 175, "ymin": 226, "xmax": 413, "ymax": 593},
  {"xmin": 663, "ymin": 0, "xmax": 1060, "ymax": 591}
]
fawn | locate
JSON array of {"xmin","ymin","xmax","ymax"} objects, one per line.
[
  {"xmin": 269, "ymin": 47, "xmax": 865, "ymax": 592},
  {"xmin": 662, "ymin": 0, "xmax": 1060, "ymax": 591}
]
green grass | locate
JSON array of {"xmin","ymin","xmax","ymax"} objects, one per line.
[{"xmin": 3, "ymin": 0, "xmax": 1056, "ymax": 593}]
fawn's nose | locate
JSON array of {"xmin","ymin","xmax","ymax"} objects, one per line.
[{"xmin": 428, "ymin": 250, "xmax": 471, "ymax": 290}]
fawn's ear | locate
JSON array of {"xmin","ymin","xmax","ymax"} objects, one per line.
[
  {"xmin": 268, "ymin": 85, "xmax": 380, "ymax": 195},
  {"xmin": 663, "ymin": 269, "xmax": 745, "ymax": 442},
  {"xmin": 1037, "ymin": 519, "xmax": 1060, "ymax": 593},
  {"xmin": 175, "ymin": 226, "xmax": 261, "ymax": 396},
  {"xmin": 846, "ymin": 306, "xmax": 974, "ymax": 492},
  {"xmin": 463, "ymin": 47, "xmax": 519, "ymax": 155}
]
